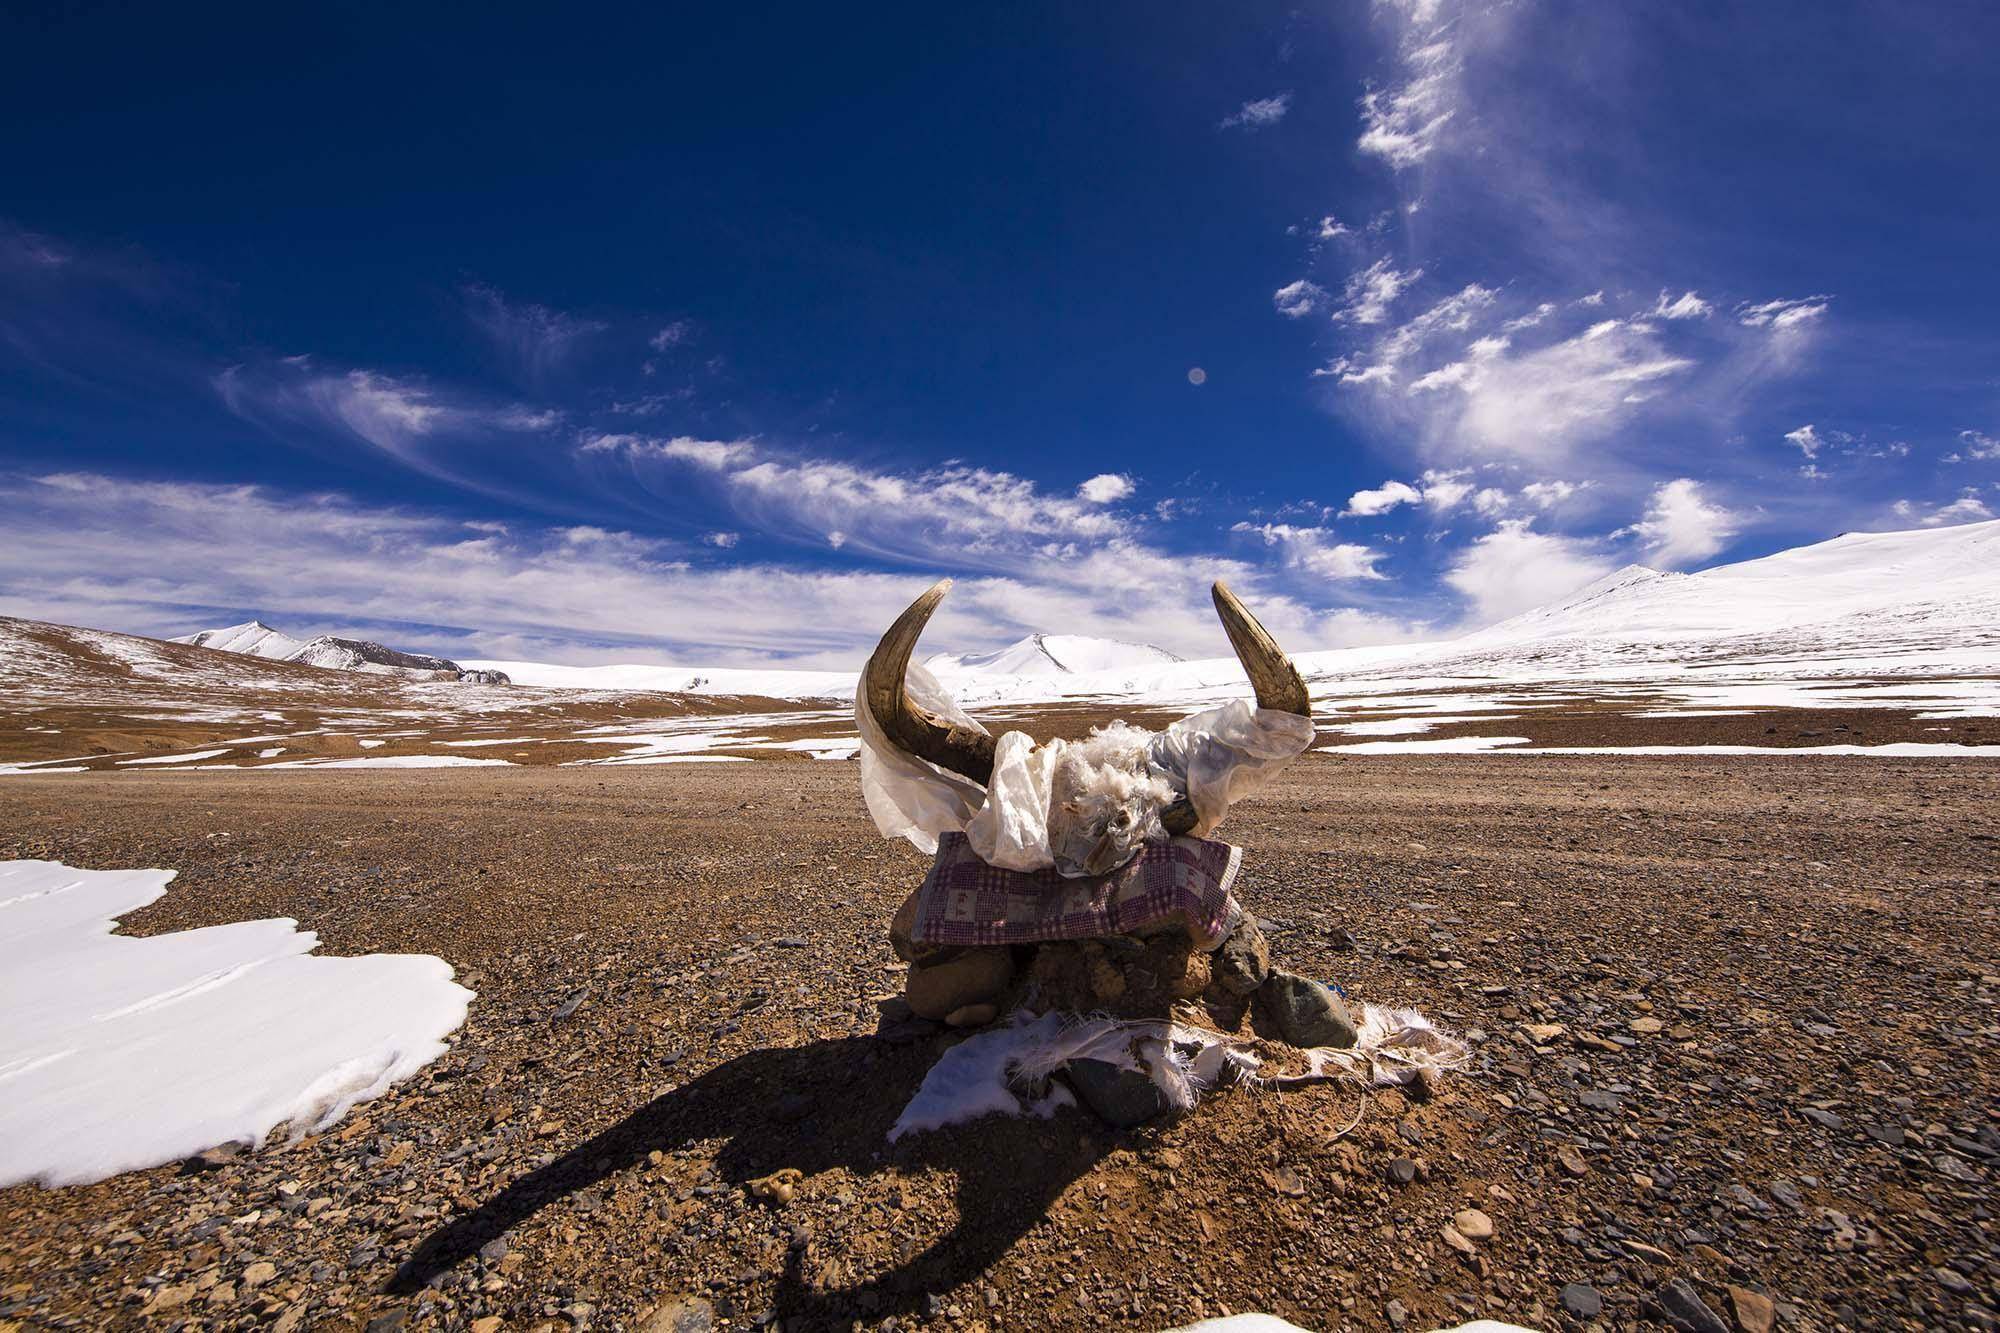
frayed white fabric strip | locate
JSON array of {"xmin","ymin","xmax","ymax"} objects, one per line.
[{"xmin": 890, "ymin": 1003, "xmax": 1470, "ymax": 1142}]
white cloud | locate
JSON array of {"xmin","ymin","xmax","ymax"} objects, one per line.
[
  {"xmin": 1356, "ymin": 25, "xmax": 1460, "ymax": 168},
  {"xmin": 649, "ymin": 320, "xmax": 694, "ymax": 351},
  {"xmin": 1417, "ymin": 468, "xmax": 1472, "ymax": 510},
  {"xmin": 702, "ymin": 531, "xmax": 739, "ymax": 548},
  {"xmin": 1337, "ymin": 259, "xmax": 1424, "ymax": 326},
  {"xmin": 1650, "ymin": 290, "xmax": 1712, "ymax": 320},
  {"xmin": 1736, "ymin": 296, "xmax": 1832, "ymax": 330},
  {"xmin": 219, "ymin": 366, "xmax": 456, "ymax": 468},
  {"xmin": 1077, "ymin": 473, "xmax": 1136, "ymax": 504},
  {"xmin": 1315, "ymin": 358, "xmax": 1396, "ymax": 386},
  {"xmin": 1944, "ymin": 429, "xmax": 1999, "ymax": 463},
  {"xmin": 584, "ymin": 437, "xmax": 1138, "ymax": 568},
  {"xmin": 579, "ymin": 434, "xmax": 756, "ymax": 471},
  {"xmin": 463, "ymin": 284, "xmax": 607, "ymax": 381},
  {"xmin": 1272, "ymin": 279, "xmax": 1327, "ymax": 319},
  {"xmin": 1444, "ymin": 520, "xmax": 1615, "ymax": 623},
  {"xmin": 1500, "ymin": 302, "xmax": 1556, "ymax": 333},
  {"xmin": 311, "ymin": 370, "xmax": 446, "ymax": 443},
  {"xmin": 1918, "ymin": 490, "xmax": 1996, "ymax": 526},
  {"xmin": 493, "ymin": 406, "xmax": 563, "ymax": 432},
  {"xmin": 1518, "ymin": 480, "xmax": 1579, "ymax": 508},
  {"xmin": 1340, "ymin": 479, "xmax": 1423, "ymax": 517},
  {"xmin": 1404, "ymin": 319, "xmax": 1695, "ymax": 461},
  {"xmin": 1784, "ymin": 424, "xmax": 1822, "ymax": 458},
  {"xmin": 1221, "ymin": 94, "xmax": 1292, "ymax": 130},
  {"xmin": 1232, "ymin": 523, "xmax": 1387, "ymax": 581},
  {"xmin": 1376, "ymin": 284, "xmax": 1498, "ymax": 367},
  {"xmin": 1316, "ymin": 216, "xmax": 1350, "ymax": 240},
  {"xmin": 0, "ymin": 473, "xmax": 1425, "ymax": 666},
  {"xmin": 1621, "ymin": 478, "xmax": 1738, "ymax": 567}
]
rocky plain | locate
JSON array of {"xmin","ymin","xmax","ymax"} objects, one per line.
[{"xmin": 1, "ymin": 742, "xmax": 1994, "ymax": 1333}]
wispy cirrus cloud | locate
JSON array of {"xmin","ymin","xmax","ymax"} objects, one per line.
[
  {"xmin": 1944, "ymin": 429, "xmax": 1999, "ymax": 464},
  {"xmin": 1221, "ymin": 93, "xmax": 1292, "ymax": 130},
  {"xmin": 1735, "ymin": 296, "xmax": 1831, "ymax": 331},
  {"xmin": 463, "ymin": 283, "xmax": 608, "ymax": 383},
  {"xmin": 1272, "ymin": 279, "xmax": 1327, "ymax": 319},
  {"xmin": 1334, "ymin": 259, "xmax": 1423, "ymax": 326},
  {"xmin": 216, "ymin": 359, "xmax": 571, "ymax": 501},
  {"xmin": 1355, "ymin": 2, "xmax": 1464, "ymax": 168}
]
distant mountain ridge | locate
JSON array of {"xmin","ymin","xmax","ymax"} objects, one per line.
[
  {"xmin": 924, "ymin": 632, "xmax": 1183, "ymax": 679},
  {"xmin": 172, "ymin": 620, "xmax": 509, "ymax": 684}
]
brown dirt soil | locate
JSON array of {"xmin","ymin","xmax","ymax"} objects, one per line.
[{"xmin": 0, "ymin": 753, "xmax": 1996, "ymax": 1332}]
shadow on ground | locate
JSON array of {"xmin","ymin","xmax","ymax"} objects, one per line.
[{"xmin": 390, "ymin": 1034, "xmax": 1110, "ymax": 1324}]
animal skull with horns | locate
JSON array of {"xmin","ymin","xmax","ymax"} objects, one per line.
[{"xmin": 861, "ymin": 577, "xmax": 1312, "ymax": 869}]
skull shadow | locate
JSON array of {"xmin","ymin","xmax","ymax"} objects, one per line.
[{"xmin": 389, "ymin": 1031, "xmax": 1116, "ymax": 1326}]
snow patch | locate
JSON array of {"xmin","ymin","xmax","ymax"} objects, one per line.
[
  {"xmin": 0, "ymin": 859, "xmax": 471, "ymax": 1188},
  {"xmin": 255, "ymin": 755, "xmax": 516, "ymax": 769},
  {"xmin": 118, "ymin": 749, "xmax": 232, "ymax": 766}
]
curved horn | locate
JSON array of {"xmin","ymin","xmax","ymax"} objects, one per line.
[
  {"xmin": 860, "ymin": 579, "xmax": 997, "ymax": 784},
  {"xmin": 1158, "ymin": 581, "xmax": 1311, "ymax": 837},
  {"xmin": 1212, "ymin": 579, "xmax": 1311, "ymax": 717}
]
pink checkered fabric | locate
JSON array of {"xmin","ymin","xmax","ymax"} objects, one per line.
[{"xmin": 911, "ymin": 832, "xmax": 1243, "ymax": 950}]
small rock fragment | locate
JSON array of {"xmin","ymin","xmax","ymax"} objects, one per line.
[
  {"xmin": 1452, "ymin": 1207, "xmax": 1494, "ymax": 1240},
  {"xmin": 1657, "ymin": 1277, "xmax": 1730, "ymax": 1333},
  {"xmin": 640, "ymin": 1297, "xmax": 716, "ymax": 1333},
  {"xmin": 1557, "ymin": 1144, "xmax": 1588, "ymax": 1176},
  {"xmin": 1727, "ymin": 1285, "xmax": 1776, "ymax": 1333},
  {"xmin": 1560, "ymin": 1283, "xmax": 1603, "ymax": 1319}
]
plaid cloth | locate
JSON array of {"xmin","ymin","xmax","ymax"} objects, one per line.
[{"xmin": 911, "ymin": 832, "xmax": 1243, "ymax": 951}]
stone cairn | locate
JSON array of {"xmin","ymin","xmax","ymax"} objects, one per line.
[{"xmin": 885, "ymin": 892, "xmax": 1359, "ymax": 1127}]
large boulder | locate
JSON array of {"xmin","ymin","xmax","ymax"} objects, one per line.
[
  {"xmin": 905, "ymin": 948, "xmax": 1014, "ymax": 1020},
  {"xmin": 1261, "ymin": 970, "xmax": 1357, "ymax": 1049}
]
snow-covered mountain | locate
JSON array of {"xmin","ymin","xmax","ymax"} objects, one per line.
[
  {"xmin": 467, "ymin": 518, "xmax": 1999, "ymax": 703},
  {"xmin": 925, "ymin": 633, "xmax": 1182, "ymax": 679},
  {"xmin": 463, "ymin": 633, "xmax": 1182, "ymax": 697},
  {"xmin": 172, "ymin": 620, "xmax": 510, "ymax": 684},
  {"xmin": 174, "ymin": 620, "xmax": 307, "ymax": 660},
  {"xmin": 116, "ymin": 518, "xmax": 2000, "ymax": 704},
  {"xmin": 1436, "ymin": 519, "xmax": 2000, "ymax": 669}
]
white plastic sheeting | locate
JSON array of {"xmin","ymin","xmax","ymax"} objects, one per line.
[
  {"xmin": 0, "ymin": 859, "xmax": 472, "ymax": 1188},
  {"xmin": 857, "ymin": 669, "xmax": 1314, "ymax": 876}
]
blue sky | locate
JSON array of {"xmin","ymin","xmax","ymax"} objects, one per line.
[{"xmin": 3, "ymin": 2, "xmax": 1996, "ymax": 667}]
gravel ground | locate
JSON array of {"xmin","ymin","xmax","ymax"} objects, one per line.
[{"xmin": 0, "ymin": 753, "xmax": 1995, "ymax": 1332}]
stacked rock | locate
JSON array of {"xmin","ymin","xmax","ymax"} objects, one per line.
[{"xmin": 890, "ymin": 893, "xmax": 1356, "ymax": 1052}]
